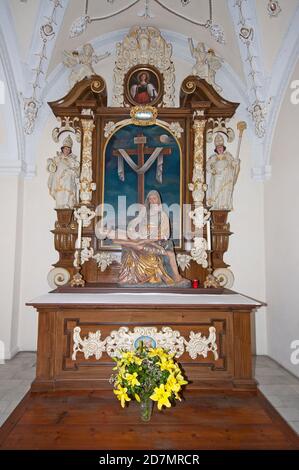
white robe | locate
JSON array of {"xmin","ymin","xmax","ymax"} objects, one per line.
[
  {"xmin": 47, "ymin": 152, "xmax": 80, "ymax": 209},
  {"xmin": 206, "ymin": 151, "xmax": 240, "ymax": 210}
]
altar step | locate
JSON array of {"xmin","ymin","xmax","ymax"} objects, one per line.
[{"xmin": 0, "ymin": 389, "xmax": 298, "ymax": 450}]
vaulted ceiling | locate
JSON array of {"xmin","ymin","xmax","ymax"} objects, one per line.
[{"xmin": 0, "ymin": 0, "xmax": 299, "ymax": 178}]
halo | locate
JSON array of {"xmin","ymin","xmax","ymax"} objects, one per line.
[{"xmin": 137, "ymin": 70, "xmax": 150, "ymax": 82}]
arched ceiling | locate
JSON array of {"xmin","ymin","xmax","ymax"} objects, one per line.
[
  {"xmin": 255, "ymin": 0, "xmax": 298, "ymax": 73},
  {"xmin": 9, "ymin": 0, "xmax": 40, "ymax": 62},
  {"xmin": 0, "ymin": 0, "xmax": 299, "ymax": 178},
  {"xmin": 48, "ymin": 0, "xmax": 244, "ymax": 81}
]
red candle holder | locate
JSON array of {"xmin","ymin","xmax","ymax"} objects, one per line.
[{"xmin": 192, "ymin": 279, "xmax": 199, "ymax": 289}]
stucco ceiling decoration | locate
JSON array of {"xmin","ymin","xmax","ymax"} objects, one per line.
[
  {"xmin": 1, "ymin": 0, "xmax": 298, "ymax": 180},
  {"xmin": 22, "ymin": 0, "xmax": 65, "ymax": 135},
  {"xmin": 69, "ymin": 0, "xmax": 225, "ymax": 44},
  {"xmin": 267, "ymin": 1, "xmax": 282, "ymax": 18},
  {"xmin": 233, "ymin": 0, "xmax": 269, "ymax": 139},
  {"xmin": 228, "ymin": 0, "xmax": 299, "ymax": 180}
]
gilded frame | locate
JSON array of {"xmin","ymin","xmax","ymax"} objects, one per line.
[{"xmin": 124, "ymin": 65, "xmax": 164, "ymax": 107}]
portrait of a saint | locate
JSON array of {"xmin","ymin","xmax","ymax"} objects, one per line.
[{"xmin": 129, "ymin": 69, "xmax": 159, "ymax": 105}]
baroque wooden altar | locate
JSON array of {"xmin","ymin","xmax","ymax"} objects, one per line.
[
  {"xmin": 27, "ymin": 291, "xmax": 263, "ymax": 392},
  {"xmin": 49, "ymin": 75, "xmax": 239, "ymax": 287},
  {"xmin": 29, "ymin": 26, "xmax": 263, "ymax": 398}
]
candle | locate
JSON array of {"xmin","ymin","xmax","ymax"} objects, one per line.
[
  {"xmin": 206, "ymin": 220, "xmax": 212, "ymax": 251},
  {"xmin": 192, "ymin": 279, "xmax": 199, "ymax": 289},
  {"xmin": 77, "ymin": 219, "xmax": 82, "ymax": 250},
  {"xmin": 184, "ymin": 240, "xmax": 193, "ymax": 252}
]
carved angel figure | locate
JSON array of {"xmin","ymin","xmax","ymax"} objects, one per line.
[
  {"xmin": 47, "ymin": 135, "xmax": 80, "ymax": 209},
  {"xmin": 188, "ymin": 38, "xmax": 222, "ymax": 93},
  {"xmin": 63, "ymin": 43, "xmax": 110, "ymax": 89}
]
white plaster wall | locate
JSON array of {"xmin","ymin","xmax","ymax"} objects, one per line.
[
  {"xmin": 17, "ymin": 116, "xmax": 57, "ymax": 351},
  {"xmin": 0, "ymin": 175, "xmax": 22, "ymax": 358},
  {"xmin": 264, "ymin": 60, "xmax": 299, "ymax": 377}
]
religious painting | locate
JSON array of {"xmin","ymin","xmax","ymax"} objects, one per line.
[
  {"xmin": 125, "ymin": 66, "xmax": 162, "ymax": 106},
  {"xmin": 134, "ymin": 336, "xmax": 157, "ymax": 349},
  {"xmin": 101, "ymin": 124, "xmax": 181, "ymax": 247}
]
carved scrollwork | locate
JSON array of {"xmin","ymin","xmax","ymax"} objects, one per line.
[
  {"xmin": 186, "ymin": 327, "xmax": 218, "ymax": 359},
  {"xmin": 72, "ymin": 326, "xmax": 106, "ymax": 360},
  {"xmin": 47, "ymin": 267, "xmax": 70, "ymax": 289},
  {"xmin": 91, "ymin": 78, "xmax": 105, "ymax": 94},
  {"xmin": 72, "ymin": 326, "xmax": 218, "ymax": 361},
  {"xmin": 52, "ymin": 116, "xmax": 81, "ymax": 143},
  {"xmin": 112, "ymin": 26, "xmax": 175, "ymax": 107},
  {"xmin": 182, "ymin": 79, "xmax": 197, "ymax": 94},
  {"xmin": 206, "ymin": 117, "xmax": 235, "ymax": 143},
  {"xmin": 213, "ymin": 267, "xmax": 235, "ymax": 288}
]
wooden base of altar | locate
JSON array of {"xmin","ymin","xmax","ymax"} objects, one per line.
[{"xmin": 27, "ymin": 291, "xmax": 264, "ymax": 393}]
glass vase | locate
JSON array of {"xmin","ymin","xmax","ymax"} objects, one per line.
[{"xmin": 140, "ymin": 398, "xmax": 153, "ymax": 422}]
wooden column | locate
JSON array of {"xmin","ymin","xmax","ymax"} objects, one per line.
[{"xmin": 80, "ymin": 118, "xmax": 95, "ymax": 205}]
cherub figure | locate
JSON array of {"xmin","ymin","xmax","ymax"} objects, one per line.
[
  {"xmin": 63, "ymin": 43, "xmax": 110, "ymax": 89},
  {"xmin": 188, "ymin": 39, "xmax": 222, "ymax": 93}
]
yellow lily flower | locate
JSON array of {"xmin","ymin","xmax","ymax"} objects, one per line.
[
  {"xmin": 125, "ymin": 372, "xmax": 140, "ymax": 387},
  {"xmin": 135, "ymin": 393, "xmax": 141, "ymax": 402},
  {"xmin": 150, "ymin": 384, "xmax": 172, "ymax": 410},
  {"xmin": 166, "ymin": 373, "xmax": 182, "ymax": 393},
  {"xmin": 114, "ymin": 386, "xmax": 131, "ymax": 408},
  {"xmin": 148, "ymin": 347, "xmax": 165, "ymax": 358},
  {"xmin": 173, "ymin": 391, "xmax": 182, "ymax": 401},
  {"xmin": 176, "ymin": 373, "xmax": 188, "ymax": 386},
  {"xmin": 118, "ymin": 351, "xmax": 143, "ymax": 366},
  {"xmin": 158, "ymin": 355, "xmax": 176, "ymax": 373}
]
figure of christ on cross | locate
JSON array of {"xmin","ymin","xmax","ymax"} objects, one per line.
[{"xmin": 112, "ymin": 133, "xmax": 172, "ymax": 204}]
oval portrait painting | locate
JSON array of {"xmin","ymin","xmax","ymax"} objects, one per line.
[{"xmin": 127, "ymin": 67, "xmax": 162, "ymax": 106}]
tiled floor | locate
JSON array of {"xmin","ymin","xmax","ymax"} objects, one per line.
[
  {"xmin": 0, "ymin": 352, "xmax": 36, "ymax": 427},
  {"xmin": 0, "ymin": 353, "xmax": 298, "ymax": 434}
]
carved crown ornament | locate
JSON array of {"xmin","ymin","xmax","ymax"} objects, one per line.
[
  {"xmin": 52, "ymin": 116, "xmax": 81, "ymax": 143},
  {"xmin": 72, "ymin": 326, "xmax": 219, "ymax": 362}
]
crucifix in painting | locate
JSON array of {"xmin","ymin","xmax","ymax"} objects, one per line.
[
  {"xmin": 103, "ymin": 124, "xmax": 182, "ymax": 247},
  {"xmin": 112, "ymin": 133, "xmax": 172, "ymax": 204}
]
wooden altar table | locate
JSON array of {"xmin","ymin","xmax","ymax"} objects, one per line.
[{"xmin": 27, "ymin": 290, "xmax": 264, "ymax": 393}]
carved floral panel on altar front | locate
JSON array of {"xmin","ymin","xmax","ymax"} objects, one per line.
[{"xmin": 62, "ymin": 317, "xmax": 227, "ymax": 373}]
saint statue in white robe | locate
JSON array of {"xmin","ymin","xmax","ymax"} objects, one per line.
[
  {"xmin": 47, "ymin": 135, "xmax": 80, "ymax": 209},
  {"xmin": 206, "ymin": 134, "xmax": 240, "ymax": 210}
]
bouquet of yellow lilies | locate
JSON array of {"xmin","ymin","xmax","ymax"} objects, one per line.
[{"xmin": 110, "ymin": 344, "xmax": 188, "ymax": 418}]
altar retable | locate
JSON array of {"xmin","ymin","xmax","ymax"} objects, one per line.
[{"xmin": 28, "ymin": 26, "xmax": 263, "ymax": 394}]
